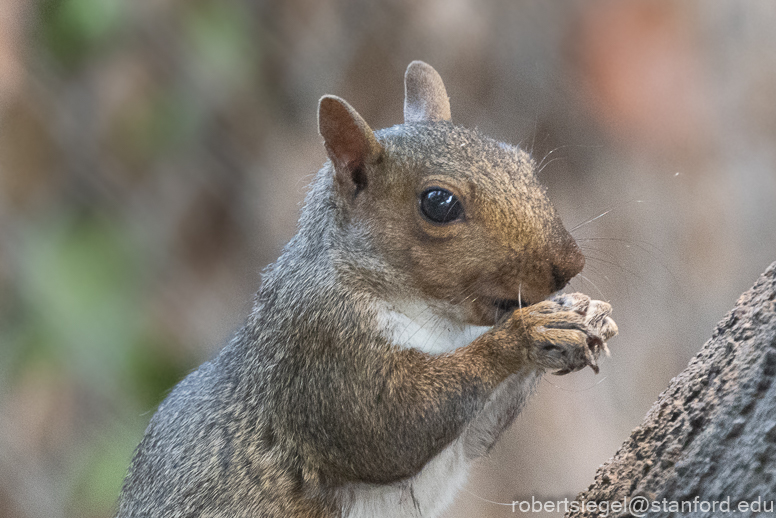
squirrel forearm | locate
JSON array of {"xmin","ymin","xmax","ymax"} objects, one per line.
[{"xmin": 277, "ymin": 327, "xmax": 525, "ymax": 486}]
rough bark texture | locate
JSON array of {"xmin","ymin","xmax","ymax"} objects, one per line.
[{"xmin": 568, "ymin": 261, "xmax": 776, "ymax": 518}]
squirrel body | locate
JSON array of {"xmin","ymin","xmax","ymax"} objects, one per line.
[{"xmin": 116, "ymin": 62, "xmax": 617, "ymax": 518}]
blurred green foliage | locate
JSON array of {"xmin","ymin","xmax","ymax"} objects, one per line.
[
  {"xmin": 184, "ymin": 1, "xmax": 258, "ymax": 91},
  {"xmin": 4, "ymin": 209, "xmax": 192, "ymax": 515},
  {"xmin": 15, "ymin": 214, "xmax": 140, "ymax": 380},
  {"xmin": 39, "ymin": 0, "xmax": 125, "ymax": 68},
  {"xmin": 110, "ymin": 88, "xmax": 202, "ymax": 167},
  {"xmin": 68, "ymin": 420, "xmax": 146, "ymax": 517},
  {"xmin": 2, "ymin": 2, "xmax": 267, "ymax": 514}
]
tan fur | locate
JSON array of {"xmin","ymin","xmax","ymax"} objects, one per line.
[{"xmin": 116, "ymin": 62, "xmax": 617, "ymax": 518}]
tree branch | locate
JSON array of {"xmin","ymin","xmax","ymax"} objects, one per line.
[{"xmin": 568, "ymin": 261, "xmax": 776, "ymax": 517}]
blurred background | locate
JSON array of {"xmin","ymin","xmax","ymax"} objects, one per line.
[{"xmin": 2, "ymin": 1, "xmax": 776, "ymax": 516}]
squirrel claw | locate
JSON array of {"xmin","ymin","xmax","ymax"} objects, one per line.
[{"xmin": 585, "ymin": 334, "xmax": 602, "ymax": 374}]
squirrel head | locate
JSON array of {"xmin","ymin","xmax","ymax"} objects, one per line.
[{"xmin": 318, "ymin": 61, "xmax": 584, "ymax": 327}]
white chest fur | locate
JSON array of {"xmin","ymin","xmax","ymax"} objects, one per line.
[
  {"xmin": 341, "ymin": 440, "xmax": 469, "ymax": 518},
  {"xmin": 376, "ymin": 300, "xmax": 491, "ymax": 354}
]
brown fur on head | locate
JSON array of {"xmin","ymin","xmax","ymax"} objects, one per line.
[{"xmin": 319, "ymin": 61, "xmax": 584, "ymax": 327}]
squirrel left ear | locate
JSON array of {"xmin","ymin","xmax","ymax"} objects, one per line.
[
  {"xmin": 404, "ymin": 61, "xmax": 452, "ymax": 123},
  {"xmin": 318, "ymin": 95, "xmax": 383, "ymax": 195}
]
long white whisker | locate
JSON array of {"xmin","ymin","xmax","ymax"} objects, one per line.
[
  {"xmin": 460, "ymin": 487, "xmax": 514, "ymax": 507},
  {"xmin": 536, "ymin": 144, "xmax": 573, "ymax": 171},
  {"xmin": 529, "ymin": 118, "xmax": 538, "ymax": 156},
  {"xmin": 575, "ymin": 263, "xmax": 616, "ymax": 293},
  {"xmin": 581, "ymin": 254, "xmax": 649, "ymax": 281},
  {"xmin": 536, "ymin": 156, "xmax": 566, "ymax": 176},
  {"xmin": 577, "ymin": 237, "xmax": 677, "ymax": 282},
  {"xmin": 543, "ymin": 375, "xmax": 608, "ymax": 392},
  {"xmin": 537, "ymin": 143, "xmax": 605, "ymax": 173},
  {"xmin": 570, "ymin": 200, "xmax": 645, "ymax": 233},
  {"xmin": 571, "ymin": 208, "xmax": 613, "ymax": 233},
  {"xmin": 577, "ymin": 274, "xmax": 607, "ymax": 300}
]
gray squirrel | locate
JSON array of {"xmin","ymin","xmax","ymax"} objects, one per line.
[{"xmin": 116, "ymin": 61, "xmax": 617, "ymax": 518}]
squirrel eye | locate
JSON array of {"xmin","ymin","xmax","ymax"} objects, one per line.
[{"xmin": 420, "ymin": 188, "xmax": 464, "ymax": 224}]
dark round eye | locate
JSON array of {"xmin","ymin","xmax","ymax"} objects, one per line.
[{"xmin": 420, "ymin": 188, "xmax": 464, "ymax": 224}]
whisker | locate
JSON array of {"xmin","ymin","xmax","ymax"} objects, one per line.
[
  {"xmin": 576, "ymin": 236, "xmax": 665, "ymax": 253},
  {"xmin": 461, "ymin": 487, "xmax": 513, "ymax": 507},
  {"xmin": 517, "ymin": 282, "xmax": 529, "ymax": 336},
  {"xmin": 575, "ymin": 265, "xmax": 632, "ymax": 300},
  {"xmin": 577, "ymin": 273, "xmax": 607, "ymax": 300},
  {"xmin": 580, "ymin": 254, "xmax": 648, "ymax": 281},
  {"xmin": 536, "ymin": 144, "xmax": 575, "ymax": 171},
  {"xmin": 404, "ymin": 307, "xmax": 443, "ymax": 344},
  {"xmin": 577, "ymin": 245, "xmax": 613, "ymax": 256},
  {"xmin": 577, "ymin": 237, "xmax": 676, "ymax": 282},
  {"xmin": 577, "ymin": 236, "xmax": 668, "ymax": 260},
  {"xmin": 543, "ymin": 375, "xmax": 608, "ymax": 392},
  {"xmin": 571, "ymin": 208, "xmax": 614, "ymax": 233},
  {"xmin": 575, "ymin": 263, "xmax": 617, "ymax": 292},
  {"xmin": 460, "ymin": 487, "xmax": 514, "ymax": 507},
  {"xmin": 449, "ymin": 284, "xmax": 479, "ymax": 307},
  {"xmin": 536, "ymin": 156, "xmax": 566, "ymax": 176},
  {"xmin": 395, "ymin": 283, "xmax": 482, "ymax": 351},
  {"xmin": 529, "ymin": 118, "xmax": 538, "ymax": 156},
  {"xmin": 570, "ymin": 199, "xmax": 646, "ymax": 233},
  {"xmin": 536, "ymin": 142, "xmax": 605, "ymax": 174}
]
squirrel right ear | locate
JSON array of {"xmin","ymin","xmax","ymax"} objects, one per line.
[
  {"xmin": 404, "ymin": 61, "xmax": 452, "ymax": 123},
  {"xmin": 318, "ymin": 95, "xmax": 383, "ymax": 195}
]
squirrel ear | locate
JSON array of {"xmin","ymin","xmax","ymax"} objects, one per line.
[
  {"xmin": 404, "ymin": 61, "xmax": 451, "ymax": 123},
  {"xmin": 318, "ymin": 95, "xmax": 383, "ymax": 194}
]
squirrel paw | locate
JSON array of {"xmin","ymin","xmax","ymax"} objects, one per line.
[
  {"xmin": 506, "ymin": 293, "xmax": 618, "ymax": 375},
  {"xmin": 548, "ymin": 292, "xmax": 618, "ymax": 374}
]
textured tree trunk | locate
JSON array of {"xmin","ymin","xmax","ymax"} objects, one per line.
[{"xmin": 567, "ymin": 261, "xmax": 776, "ymax": 518}]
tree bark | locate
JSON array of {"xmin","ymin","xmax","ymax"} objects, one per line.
[{"xmin": 567, "ymin": 261, "xmax": 776, "ymax": 518}]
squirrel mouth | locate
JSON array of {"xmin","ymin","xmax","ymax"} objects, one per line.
[{"xmin": 493, "ymin": 298, "xmax": 532, "ymax": 313}]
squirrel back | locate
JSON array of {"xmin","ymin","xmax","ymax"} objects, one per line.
[{"xmin": 116, "ymin": 61, "xmax": 615, "ymax": 518}]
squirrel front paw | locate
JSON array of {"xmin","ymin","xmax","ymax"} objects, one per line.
[
  {"xmin": 504, "ymin": 293, "xmax": 618, "ymax": 375},
  {"xmin": 551, "ymin": 292, "xmax": 618, "ymax": 349}
]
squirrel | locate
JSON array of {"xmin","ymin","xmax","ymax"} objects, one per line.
[{"xmin": 116, "ymin": 61, "xmax": 618, "ymax": 518}]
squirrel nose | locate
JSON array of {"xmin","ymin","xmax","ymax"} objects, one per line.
[{"xmin": 550, "ymin": 246, "xmax": 585, "ymax": 292}]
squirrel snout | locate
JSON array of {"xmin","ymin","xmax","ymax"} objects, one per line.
[{"xmin": 550, "ymin": 246, "xmax": 585, "ymax": 292}]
